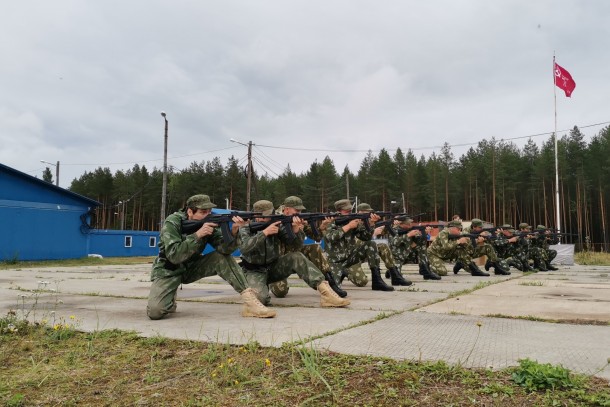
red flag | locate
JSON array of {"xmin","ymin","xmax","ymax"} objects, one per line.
[{"xmin": 554, "ymin": 62, "xmax": 576, "ymax": 97}]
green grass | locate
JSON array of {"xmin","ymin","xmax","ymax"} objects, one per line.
[
  {"xmin": 575, "ymin": 251, "xmax": 610, "ymax": 266},
  {"xmin": 518, "ymin": 281, "xmax": 545, "ymax": 286},
  {"xmin": 0, "ymin": 256, "xmax": 155, "ymax": 270},
  {"xmin": 1, "ymin": 317, "xmax": 608, "ymax": 406}
]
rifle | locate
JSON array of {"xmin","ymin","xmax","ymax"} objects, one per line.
[
  {"xmin": 335, "ymin": 211, "xmax": 393, "ymax": 233},
  {"xmin": 448, "ymin": 232, "xmax": 499, "ymax": 246},
  {"xmin": 181, "ymin": 211, "xmax": 262, "ymax": 244},
  {"xmin": 396, "ymin": 224, "xmax": 445, "ymax": 236},
  {"xmin": 247, "ymin": 214, "xmax": 306, "ymax": 241}
]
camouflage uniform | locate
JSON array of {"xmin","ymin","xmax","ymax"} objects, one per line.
[
  {"xmin": 238, "ymin": 201, "xmax": 325, "ymax": 305},
  {"xmin": 147, "ymin": 206, "xmax": 248, "ymax": 320},
  {"xmin": 323, "ymin": 200, "xmax": 382, "ymax": 287},
  {"xmin": 427, "ymin": 226, "xmax": 472, "ymax": 276},
  {"xmin": 269, "ymin": 203, "xmax": 335, "ymax": 298},
  {"xmin": 463, "ymin": 220, "xmax": 510, "ymax": 274},
  {"xmin": 389, "ymin": 226, "xmax": 434, "ymax": 273},
  {"xmin": 530, "ymin": 225, "xmax": 559, "ymax": 270}
]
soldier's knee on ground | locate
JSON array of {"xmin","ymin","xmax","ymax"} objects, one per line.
[
  {"xmin": 269, "ymin": 279, "xmax": 289, "ymax": 298},
  {"xmin": 348, "ymin": 264, "xmax": 369, "ymax": 287},
  {"xmin": 147, "ymin": 304, "xmax": 168, "ymax": 320}
]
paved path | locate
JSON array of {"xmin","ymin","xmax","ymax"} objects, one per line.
[{"xmin": 1, "ymin": 262, "xmax": 609, "ymax": 380}]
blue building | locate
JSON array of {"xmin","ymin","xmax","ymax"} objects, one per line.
[{"xmin": 0, "ymin": 163, "xmax": 100, "ymax": 261}]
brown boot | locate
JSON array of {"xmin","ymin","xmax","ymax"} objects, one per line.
[
  {"xmin": 241, "ymin": 288, "xmax": 276, "ymax": 318},
  {"xmin": 318, "ymin": 281, "xmax": 350, "ymax": 307}
]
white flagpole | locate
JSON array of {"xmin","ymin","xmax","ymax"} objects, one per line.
[{"xmin": 553, "ymin": 53, "xmax": 562, "ymax": 237}]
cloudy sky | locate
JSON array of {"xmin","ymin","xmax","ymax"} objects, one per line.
[{"xmin": 2, "ymin": 1, "xmax": 609, "ymax": 188}]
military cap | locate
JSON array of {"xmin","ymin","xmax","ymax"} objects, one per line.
[
  {"xmin": 500, "ymin": 224, "xmax": 516, "ymax": 233},
  {"xmin": 253, "ymin": 200, "xmax": 274, "ymax": 216},
  {"xmin": 470, "ymin": 218, "xmax": 483, "ymax": 227},
  {"xmin": 396, "ymin": 215, "xmax": 414, "ymax": 224},
  {"xmin": 518, "ymin": 222, "xmax": 530, "ymax": 229},
  {"xmin": 186, "ymin": 194, "xmax": 217, "ymax": 210},
  {"xmin": 334, "ymin": 199, "xmax": 353, "ymax": 211},
  {"xmin": 448, "ymin": 220, "xmax": 462, "ymax": 228},
  {"xmin": 356, "ymin": 203, "xmax": 373, "ymax": 212},
  {"xmin": 536, "ymin": 224, "xmax": 547, "ymax": 230},
  {"xmin": 283, "ymin": 196, "xmax": 306, "ymax": 210}
]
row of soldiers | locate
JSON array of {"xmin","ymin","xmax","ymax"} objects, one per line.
[{"xmin": 146, "ymin": 194, "xmax": 560, "ymax": 320}]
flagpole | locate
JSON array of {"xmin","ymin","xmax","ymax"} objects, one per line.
[{"xmin": 553, "ymin": 53, "xmax": 561, "ymax": 237}]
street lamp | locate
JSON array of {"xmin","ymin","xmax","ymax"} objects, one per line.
[
  {"xmin": 229, "ymin": 138, "xmax": 253, "ymax": 210},
  {"xmin": 160, "ymin": 111, "xmax": 168, "ymax": 229},
  {"xmin": 40, "ymin": 160, "xmax": 60, "ymax": 187}
]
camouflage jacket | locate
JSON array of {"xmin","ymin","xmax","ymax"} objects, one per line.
[
  {"xmin": 323, "ymin": 222, "xmax": 373, "ymax": 263},
  {"xmin": 238, "ymin": 223, "xmax": 303, "ymax": 266},
  {"xmin": 151, "ymin": 210, "xmax": 238, "ymax": 280},
  {"xmin": 427, "ymin": 229, "xmax": 461, "ymax": 258}
]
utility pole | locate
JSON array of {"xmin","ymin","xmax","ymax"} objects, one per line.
[
  {"xmin": 246, "ymin": 140, "xmax": 253, "ymax": 211},
  {"xmin": 160, "ymin": 112, "xmax": 168, "ymax": 229},
  {"xmin": 40, "ymin": 160, "xmax": 60, "ymax": 186}
]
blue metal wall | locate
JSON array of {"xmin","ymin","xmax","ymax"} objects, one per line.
[
  {"xmin": 1, "ymin": 163, "xmax": 99, "ymax": 261},
  {"xmin": 88, "ymin": 230, "xmax": 160, "ymax": 257}
]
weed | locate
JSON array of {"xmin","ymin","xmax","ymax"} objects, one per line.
[
  {"xmin": 519, "ymin": 280, "xmax": 544, "ymax": 286},
  {"xmin": 511, "ymin": 358, "xmax": 583, "ymax": 391}
]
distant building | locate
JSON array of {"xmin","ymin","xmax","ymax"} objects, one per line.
[{"xmin": 0, "ymin": 163, "xmax": 100, "ymax": 261}]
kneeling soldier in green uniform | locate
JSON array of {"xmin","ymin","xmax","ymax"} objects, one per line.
[
  {"xmin": 238, "ymin": 200, "xmax": 350, "ymax": 308},
  {"xmin": 147, "ymin": 194, "xmax": 276, "ymax": 320}
]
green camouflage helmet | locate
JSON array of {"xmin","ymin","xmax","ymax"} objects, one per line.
[
  {"xmin": 334, "ymin": 199, "xmax": 352, "ymax": 211},
  {"xmin": 356, "ymin": 203, "xmax": 373, "ymax": 212},
  {"xmin": 448, "ymin": 220, "xmax": 462, "ymax": 228},
  {"xmin": 536, "ymin": 224, "xmax": 547, "ymax": 230},
  {"xmin": 186, "ymin": 194, "xmax": 217, "ymax": 210},
  {"xmin": 253, "ymin": 200, "xmax": 274, "ymax": 216},
  {"xmin": 518, "ymin": 222, "xmax": 530, "ymax": 229},
  {"xmin": 283, "ymin": 196, "xmax": 306, "ymax": 210},
  {"xmin": 470, "ymin": 218, "xmax": 483, "ymax": 227},
  {"xmin": 396, "ymin": 215, "xmax": 414, "ymax": 224}
]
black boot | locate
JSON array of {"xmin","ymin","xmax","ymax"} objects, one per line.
[
  {"xmin": 492, "ymin": 261, "xmax": 511, "ymax": 275},
  {"xmin": 453, "ymin": 262, "xmax": 464, "ymax": 275},
  {"xmin": 339, "ymin": 269, "xmax": 348, "ymax": 284},
  {"xmin": 508, "ymin": 259, "xmax": 523, "ymax": 271},
  {"xmin": 371, "ymin": 267, "xmax": 394, "ymax": 291},
  {"xmin": 468, "ymin": 262, "xmax": 490, "ymax": 277},
  {"xmin": 325, "ymin": 272, "xmax": 347, "ymax": 298},
  {"xmin": 534, "ymin": 259, "xmax": 548, "ymax": 272},
  {"xmin": 420, "ymin": 262, "xmax": 441, "ymax": 280},
  {"xmin": 385, "ymin": 270, "xmax": 391, "ymax": 279},
  {"xmin": 522, "ymin": 261, "xmax": 535, "ymax": 272},
  {"xmin": 388, "ymin": 267, "xmax": 412, "ymax": 286},
  {"xmin": 546, "ymin": 261, "xmax": 559, "ymax": 271},
  {"xmin": 484, "ymin": 260, "xmax": 492, "ymax": 272}
]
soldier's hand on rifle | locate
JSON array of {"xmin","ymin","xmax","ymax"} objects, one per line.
[
  {"xmin": 320, "ymin": 217, "xmax": 333, "ymax": 232},
  {"xmin": 370, "ymin": 213, "xmax": 381, "ymax": 223},
  {"xmin": 508, "ymin": 236, "xmax": 518, "ymax": 243},
  {"xmin": 407, "ymin": 229, "xmax": 421, "ymax": 238},
  {"xmin": 291, "ymin": 216, "xmax": 304, "ymax": 233},
  {"xmin": 263, "ymin": 221, "xmax": 281, "ymax": 236},
  {"xmin": 342, "ymin": 218, "xmax": 361, "ymax": 232},
  {"xmin": 230, "ymin": 216, "xmax": 247, "ymax": 235},
  {"xmin": 196, "ymin": 222, "xmax": 218, "ymax": 239},
  {"xmin": 457, "ymin": 237, "xmax": 469, "ymax": 245},
  {"xmin": 373, "ymin": 226, "xmax": 384, "ymax": 238}
]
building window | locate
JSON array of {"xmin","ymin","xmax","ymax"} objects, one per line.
[
  {"xmin": 149, "ymin": 237, "xmax": 157, "ymax": 247},
  {"xmin": 124, "ymin": 236, "xmax": 132, "ymax": 248}
]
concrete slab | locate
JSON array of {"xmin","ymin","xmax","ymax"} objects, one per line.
[{"xmin": 1, "ymin": 262, "xmax": 609, "ymax": 380}]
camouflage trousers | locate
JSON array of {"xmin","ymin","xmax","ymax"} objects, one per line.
[
  {"xmin": 242, "ymin": 252, "xmax": 325, "ymax": 305},
  {"xmin": 269, "ymin": 244, "xmax": 329, "ymax": 298},
  {"xmin": 471, "ymin": 243, "xmax": 510, "ymax": 271},
  {"xmin": 329, "ymin": 240, "xmax": 381, "ymax": 287},
  {"xmin": 531, "ymin": 247, "xmax": 557, "ymax": 263},
  {"xmin": 392, "ymin": 241, "xmax": 428, "ymax": 269},
  {"xmin": 147, "ymin": 251, "xmax": 248, "ymax": 320},
  {"xmin": 428, "ymin": 246, "xmax": 472, "ymax": 276}
]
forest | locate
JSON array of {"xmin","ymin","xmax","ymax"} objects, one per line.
[{"xmin": 68, "ymin": 125, "xmax": 610, "ymax": 251}]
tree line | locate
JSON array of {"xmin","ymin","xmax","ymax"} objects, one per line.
[{"xmin": 68, "ymin": 125, "xmax": 610, "ymax": 251}]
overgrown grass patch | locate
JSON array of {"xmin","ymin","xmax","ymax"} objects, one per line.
[
  {"xmin": 1, "ymin": 314, "xmax": 608, "ymax": 406},
  {"xmin": 575, "ymin": 251, "xmax": 610, "ymax": 266},
  {"xmin": 0, "ymin": 256, "xmax": 155, "ymax": 270}
]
